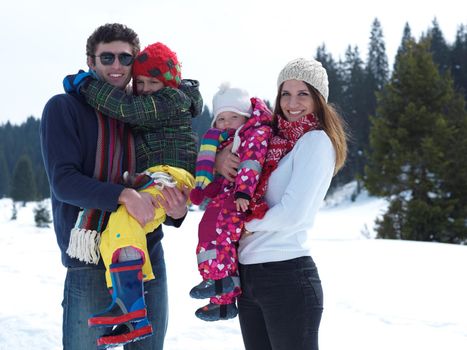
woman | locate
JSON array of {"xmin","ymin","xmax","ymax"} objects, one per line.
[{"xmin": 218, "ymin": 57, "xmax": 347, "ymax": 349}]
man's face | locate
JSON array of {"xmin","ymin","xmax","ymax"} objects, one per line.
[{"xmin": 88, "ymin": 41, "xmax": 134, "ymax": 89}]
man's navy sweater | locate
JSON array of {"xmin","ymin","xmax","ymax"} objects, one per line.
[{"xmin": 40, "ymin": 93, "xmax": 169, "ymax": 268}]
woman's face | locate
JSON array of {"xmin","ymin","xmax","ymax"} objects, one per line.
[{"xmin": 279, "ymin": 80, "xmax": 316, "ymax": 122}]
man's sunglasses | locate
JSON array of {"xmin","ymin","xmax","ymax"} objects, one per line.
[{"xmin": 93, "ymin": 52, "xmax": 134, "ymax": 66}]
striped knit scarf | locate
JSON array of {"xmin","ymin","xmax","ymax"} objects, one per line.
[
  {"xmin": 247, "ymin": 113, "xmax": 320, "ymax": 221},
  {"xmin": 66, "ymin": 112, "xmax": 135, "ymax": 264}
]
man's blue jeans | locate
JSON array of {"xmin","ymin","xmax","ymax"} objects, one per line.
[
  {"xmin": 62, "ymin": 258, "xmax": 168, "ymax": 350},
  {"xmin": 238, "ymin": 256, "xmax": 324, "ymax": 350}
]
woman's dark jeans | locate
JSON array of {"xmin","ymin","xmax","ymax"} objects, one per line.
[{"xmin": 238, "ymin": 256, "xmax": 323, "ymax": 350}]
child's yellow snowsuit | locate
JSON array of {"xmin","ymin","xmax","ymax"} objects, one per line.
[{"xmin": 100, "ymin": 165, "xmax": 194, "ymax": 287}]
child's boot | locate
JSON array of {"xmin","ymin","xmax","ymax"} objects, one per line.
[
  {"xmin": 88, "ymin": 259, "xmax": 148, "ymax": 327},
  {"xmin": 189, "ymin": 276, "xmax": 239, "ymax": 299},
  {"xmin": 96, "ymin": 317, "xmax": 153, "ymax": 349},
  {"xmin": 195, "ymin": 302, "xmax": 238, "ymax": 321}
]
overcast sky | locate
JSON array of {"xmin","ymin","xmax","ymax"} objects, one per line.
[{"xmin": 1, "ymin": 0, "xmax": 465, "ymax": 125}]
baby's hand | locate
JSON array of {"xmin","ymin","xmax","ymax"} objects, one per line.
[{"xmin": 235, "ymin": 198, "xmax": 249, "ymax": 212}]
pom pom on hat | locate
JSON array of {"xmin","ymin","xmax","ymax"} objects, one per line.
[
  {"xmin": 277, "ymin": 58, "xmax": 329, "ymax": 102},
  {"xmin": 132, "ymin": 42, "xmax": 182, "ymax": 88},
  {"xmin": 211, "ymin": 82, "xmax": 251, "ymax": 126},
  {"xmin": 189, "ymin": 187, "xmax": 205, "ymax": 206}
]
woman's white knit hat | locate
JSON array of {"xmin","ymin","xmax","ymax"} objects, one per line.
[
  {"xmin": 277, "ymin": 58, "xmax": 329, "ymax": 102},
  {"xmin": 212, "ymin": 82, "xmax": 251, "ymax": 126}
]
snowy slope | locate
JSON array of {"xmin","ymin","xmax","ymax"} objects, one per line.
[{"xmin": 0, "ymin": 189, "xmax": 466, "ymax": 350}]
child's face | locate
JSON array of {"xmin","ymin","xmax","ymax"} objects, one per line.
[
  {"xmin": 215, "ymin": 111, "xmax": 247, "ymax": 130},
  {"xmin": 134, "ymin": 75, "xmax": 164, "ymax": 95}
]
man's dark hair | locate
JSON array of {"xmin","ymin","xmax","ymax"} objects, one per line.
[{"xmin": 86, "ymin": 23, "xmax": 140, "ymax": 58}]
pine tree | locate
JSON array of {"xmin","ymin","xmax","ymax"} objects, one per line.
[
  {"xmin": 365, "ymin": 38, "xmax": 466, "ymax": 243},
  {"xmin": 336, "ymin": 45, "xmax": 368, "ymax": 188},
  {"xmin": 315, "ymin": 44, "xmax": 345, "ymax": 109},
  {"xmin": 11, "ymin": 202, "xmax": 17, "ymax": 220},
  {"xmin": 367, "ymin": 18, "xmax": 389, "ymax": 91},
  {"xmin": 10, "ymin": 154, "xmax": 37, "ymax": 205},
  {"xmin": 425, "ymin": 18, "xmax": 451, "ymax": 74},
  {"xmin": 191, "ymin": 105, "xmax": 212, "ymax": 149},
  {"xmin": 437, "ymin": 76, "xmax": 467, "ymax": 243},
  {"xmin": 0, "ymin": 117, "xmax": 50, "ymax": 199},
  {"xmin": 315, "ymin": 45, "xmax": 351, "ymax": 189},
  {"xmin": 263, "ymin": 99, "xmax": 273, "ymax": 111},
  {"xmin": 0, "ymin": 121, "xmax": 14, "ymax": 184},
  {"xmin": 363, "ymin": 18, "xmax": 389, "ymax": 193},
  {"xmin": 0, "ymin": 147, "xmax": 9, "ymax": 198},
  {"xmin": 396, "ymin": 23, "xmax": 414, "ymax": 64},
  {"xmin": 451, "ymin": 24, "xmax": 467, "ymax": 98},
  {"xmin": 23, "ymin": 117, "xmax": 50, "ymax": 199},
  {"xmin": 34, "ymin": 201, "xmax": 52, "ymax": 228}
]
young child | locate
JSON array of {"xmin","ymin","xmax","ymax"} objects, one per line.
[
  {"xmin": 64, "ymin": 42, "xmax": 201, "ymax": 346},
  {"xmin": 189, "ymin": 83, "xmax": 273, "ymax": 321}
]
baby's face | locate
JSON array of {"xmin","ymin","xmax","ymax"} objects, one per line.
[
  {"xmin": 214, "ymin": 111, "xmax": 247, "ymax": 130},
  {"xmin": 134, "ymin": 75, "xmax": 164, "ymax": 95}
]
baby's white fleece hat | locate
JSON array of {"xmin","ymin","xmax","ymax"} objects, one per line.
[
  {"xmin": 277, "ymin": 57, "xmax": 329, "ymax": 102},
  {"xmin": 211, "ymin": 82, "xmax": 251, "ymax": 126}
]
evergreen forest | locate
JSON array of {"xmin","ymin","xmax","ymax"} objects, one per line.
[{"xmin": 1, "ymin": 18, "xmax": 466, "ymax": 243}]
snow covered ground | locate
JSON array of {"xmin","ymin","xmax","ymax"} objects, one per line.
[{"xmin": 0, "ymin": 186, "xmax": 466, "ymax": 349}]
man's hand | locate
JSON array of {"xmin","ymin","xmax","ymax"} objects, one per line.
[
  {"xmin": 118, "ymin": 188, "xmax": 157, "ymax": 226},
  {"xmin": 155, "ymin": 185, "xmax": 190, "ymax": 219},
  {"xmin": 215, "ymin": 143, "xmax": 239, "ymax": 182}
]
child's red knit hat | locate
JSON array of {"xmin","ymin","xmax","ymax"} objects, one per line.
[{"xmin": 132, "ymin": 42, "xmax": 182, "ymax": 88}]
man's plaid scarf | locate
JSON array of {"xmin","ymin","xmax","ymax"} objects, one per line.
[
  {"xmin": 247, "ymin": 113, "xmax": 320, "ymax": 222},
  {"xmin": 66, "ymin": 112, "xmax": 135, "ymax": 264}
]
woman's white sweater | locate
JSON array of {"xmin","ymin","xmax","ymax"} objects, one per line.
[{"xmin": 239, "ymin": 130, "xmax": 335, "ymax": 264}]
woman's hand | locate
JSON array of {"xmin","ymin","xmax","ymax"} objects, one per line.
[
  {"xmin": 235, "ymin": 198, "xmax": 250, "ymax": 212},
  {"xmin": 215, "ymin": 143, "xmax": 239, "ymax": 182}
]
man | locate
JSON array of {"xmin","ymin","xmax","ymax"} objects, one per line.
[{"xmin": 40, "ymin": 23, "xmax": 188, "ymax": 349}]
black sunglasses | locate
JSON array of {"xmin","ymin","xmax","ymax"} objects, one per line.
[{"xmin": 93, "ymin": 52, "xmax": 134, "ymax": 66}]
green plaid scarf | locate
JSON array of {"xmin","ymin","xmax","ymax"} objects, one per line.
[{"xmin": 66, "ymin": 112, "xmax": 135, "ymax": 264}]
